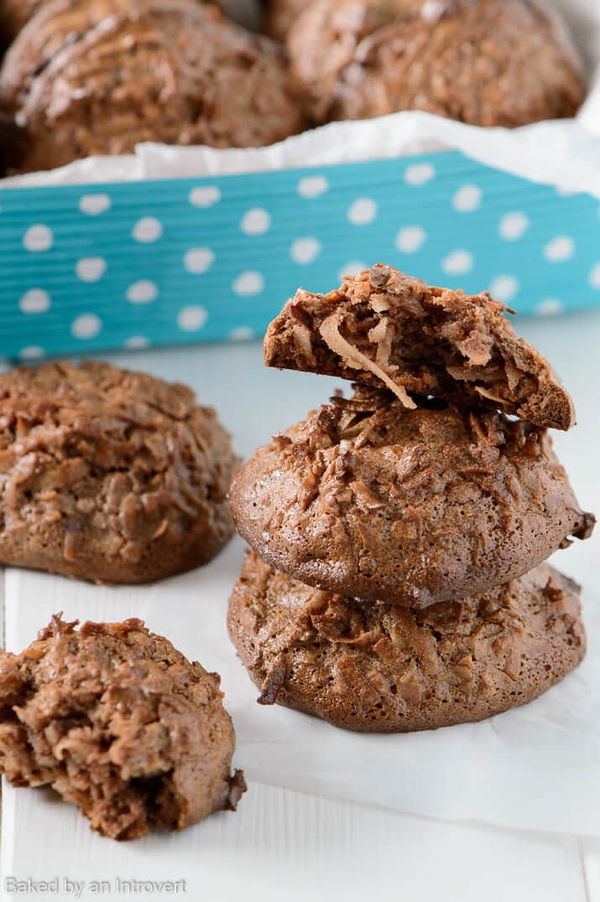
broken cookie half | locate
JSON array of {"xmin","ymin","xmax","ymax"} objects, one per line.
[
  {"xmin": 0, "ymin": 615, "xmax": 246, "ymax": 840},
  {"xmin": 264, "ymin": 264, "xmax": 575, "ymax": 431}
]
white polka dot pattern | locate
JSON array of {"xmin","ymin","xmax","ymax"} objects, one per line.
[
  {"xmin": 178, "ymin": 306, "xmax": 208, "ymax": 332},
  {"xmin": 489, "ymin": 275, "xmax": 519, "ymax": 303},
  {"xmin": 132, "ymin": 217, "xmax": 163, "ymax": 243},
  {"xmin": 348, "ymin": 198, "xmax": 377, "ymax": 225},
  {"xmin": 338, "ymin": 261, "xmax": 367, "ymax": 280},
  {"xmin": 19, "ymin": 346, "xmax": 45, "ymax": 360},
  {"xmin": 76, "ymin": 258, "xmax": 106, "ymax": 283},
  {"xmin": 126, "ymin": 280, "xmax": 158, "ymax": 304},
  {"xmin": 4, "ymin": 152, "xmax": 600, "ymax": 359},
  {"xmin": 442, "ymin": 249, "xmax": 473, "ymax": 275},
  {"xmin": 229, "ymin": 326, "xmax": 255, "ymax": 341},
  {"xmin": 241, "ymin": 208, "xmax": 271, "ymax": 236},
  {"xmin": 589, "ymin": 263, "xmax": 600, "ymax": 288},
  {"xmin": 79, "ymin": 194, "xmax": 111, "ymax": 216},
  {"xmin": 23, "ymin": 225, "xmax": 53, "ymax": 252},
  {"xmin": 404, "ymin": 163, "xmax": 435, "ymax": 186},
  {"xmin": 124, "ymin": 336, "xmax": 150, "ymax": 350},
  {"xmin": 453, "ymin": 185, "xmax": 481, "ymax": 213},
  {"xmin": 291, "ymin": 237, "xmax": 321, "ymax": 264},
  {"xmin": 298, "ymin": 176, "xmax": 329, "ymax": 198},
  {"xmin": 535, "ymin": 298, "xmax": 564, "ymax": 316},
  {"xmin": 19, "ymin": 289, "xmax": 51, "ymax": 315},
  {"xmin": 499, "ymin": 212, "xmax": 529, "ymax": 241},
  {"xmin": 544, "ymin": 236, "xmax": 575, "ymax": 262},
  {"xmin": 71, "ymin": 314, "xmax": 102, "ymax": 340},
  {"xmin": 233, "ymin": 272, "xmax": 264, "ymax": 296},
  {"xmin": 396, "ymin": 226, "xmax": 426, "ymax": 253},
  {"xmin": 189, "ymin": 186, "xmax": 221, "ymax": 207},
  {"xmin": 184, "ymin": 248, "xmax": 215, "ymax": 274}
]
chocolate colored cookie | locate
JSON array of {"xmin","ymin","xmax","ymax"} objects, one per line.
[
  {"xmin": 0, "ymin": 0, "xmax": 306, "ymax": 174},
  {"xmin": 264, "ymin": 0, "xmax": 306, "ymax": 40},
  {"xmin": 0, "ymin": 361, "xmax": 237, "ymax": 584},
  {"xmin": 265, "ymin": 265, "xmax": 575, "ymax": 431},
  {"xmin": 229, "ymin": 551, "xmax": 586, "ymax": 732},
  {"xmin": 0, "ymin": 616, "xmax": 246, "ymax": 839},
  {"xmin": 0, "ymin": 0, "xmax": 42, "ymax": 43},
  {"xmin": 229, "ymin": 389, "xmax": 594, "ymax": 607},
  {"xmin": 0, "ymin": 0, "xmax": 220, "ymax": 43},
  {"xmin": 287, "ymin": 0, "xmax": 584, "ymax": 126}
]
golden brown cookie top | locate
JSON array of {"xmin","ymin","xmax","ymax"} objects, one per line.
[{"xmin": 0, "ymin": 0, "xmax": 222, "ymax": 44}]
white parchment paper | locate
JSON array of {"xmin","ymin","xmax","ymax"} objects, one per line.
[{"xmin": 6, "ymin": 316, "xmax": 600, "ymax": 838}]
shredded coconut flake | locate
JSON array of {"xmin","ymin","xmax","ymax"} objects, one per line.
[
  {"xmin": 370, "ymin": 294, "xmax": 391, "ymax": 313},
  {"xmin": 368, "ymin": 317, "xmax": 394, "ymax": 369},
  {"xmin": 475, "ymin": 386, "xmax": 508, "ymax": 405},
  {"xmin": 293, "ymin": 322, "xmax": 315, "ymax": 362},
  {"xmin": 319, "ymin": 313, "xmax": 416, "ymax": 408}
]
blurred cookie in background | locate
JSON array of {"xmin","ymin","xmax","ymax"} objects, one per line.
[
  {"xmin": 267, "ymin": 0, "xmax": 425, "ymax": 42},
  {"xmin": 0, "ymin": 0, "xmax": 222, "ymax": 43},
  {"xmin": 287, "ymin": 0, "xmax": 585, "ymax": 126},
  {"xmin": 263, "ymin": 0, "xmax": 305, "ymax": 40},
  {"xmin": 0, "ymin": 0, "xmax": 47, "ymax": 44},
  {"xmin": 0, "ymin": 0, "xmax": 306, "ymax": 173}
]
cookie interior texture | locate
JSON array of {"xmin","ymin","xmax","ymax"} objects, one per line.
[
  {"xmin": 230, "ymin": 388, "xmax": 593, "ymax": 608},
  {"xmin": 0, "ymin": 361, "xmax": 237, "ymax": 584},
  {"xmin": 287, "ymin": 0, "xmax": 585, "ymax": 126},
  {"xmin": 229, "ymin": 551, "xmax": 586, "ymax": 732},
  {"xmin": 0, "ymin": 0, "xmax": 305, "ymax": 174},
  {"xmin": 265, "ymin": 264, "xmax": 576, "ymax": 431},
  {"xmin": 0, "ymin": 616, "xmax": 246, "ymax": 839}
]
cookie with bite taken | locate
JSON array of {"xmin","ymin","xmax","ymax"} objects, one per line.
[{"xmin": 0, "ymin": 615, "xmax": 246, "ymax": 839}]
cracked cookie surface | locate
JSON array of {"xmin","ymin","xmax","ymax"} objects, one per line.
[
  {"xmin": 265, "ymin": 264, "xmax": 576, "ymax": 431},
  {"xmin": 0, "ymin": 615, "xmax": 246, "ymax": 839},
  {"xmin": 229, "ymin": 551, "xmax": 586, "ymax": 732},
  {"xmin": 229, "ymin": 388, "xmax": 593, "ymax": 607},
  {"xmin": 0, "ymin": 361, "xmax": 236, "ymax": 583}
]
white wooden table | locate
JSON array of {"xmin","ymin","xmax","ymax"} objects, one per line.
[{"xmin": 1, "ymin": 308, "xmax": 600, "ymax": 902}]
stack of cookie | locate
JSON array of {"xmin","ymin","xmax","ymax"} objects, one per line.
[{"xmin": 228, "ymin": 265, "xmax": 595, "ymax": 732}]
